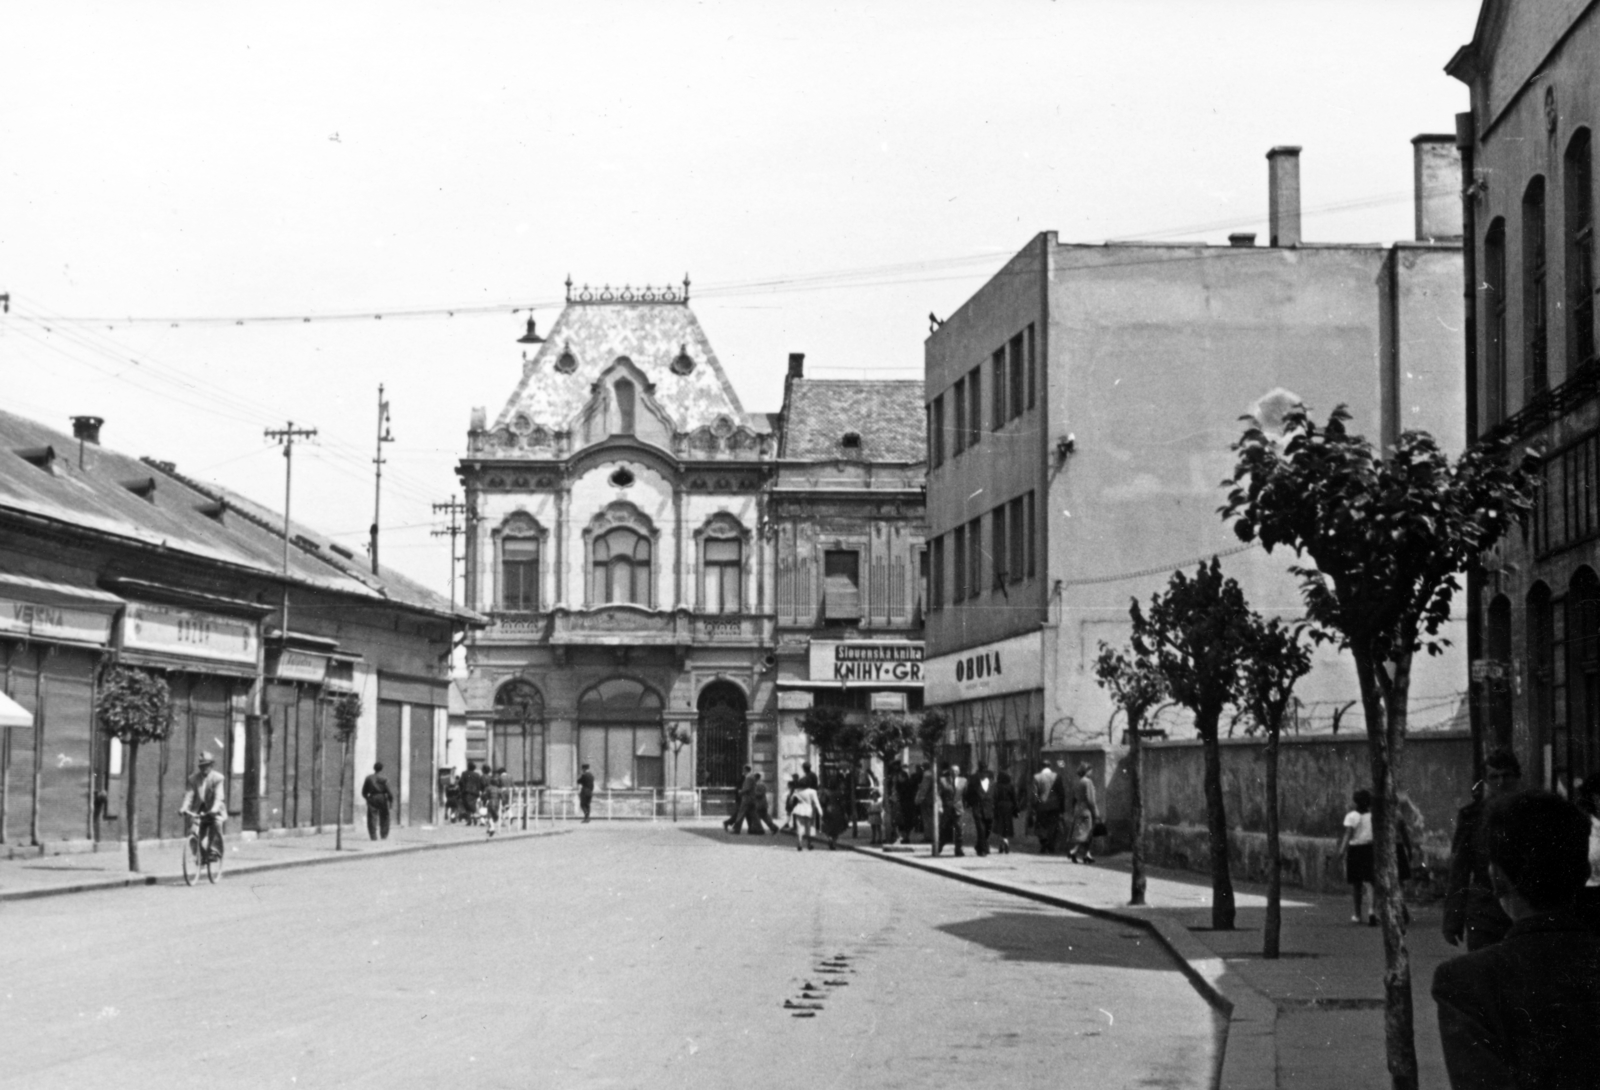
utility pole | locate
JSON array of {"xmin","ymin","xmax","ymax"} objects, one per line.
[
  {"xmin": 370, "ymin": 385, "xmax": 394, "ymax": 574},
  {"xmin": 265, "ymin": 422, "xmax": 318, "ymax": 636},
  {"xmin": 432, "ymin": 495, "xmax": 468, "ymax": 613}
]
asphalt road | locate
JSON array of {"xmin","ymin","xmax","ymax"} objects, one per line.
[{"xmin": 1, "ymin": 824, "xmax": 1220, "ymax": 1089}]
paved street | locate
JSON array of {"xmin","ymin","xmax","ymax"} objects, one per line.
[{"xmin": 2, "ymin": 823, "xmax": 1219, "ymax": 1089}]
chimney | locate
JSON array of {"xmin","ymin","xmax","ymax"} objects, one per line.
[
  {"xmin": 788, "ymin": 352, "xmax": 805, "ymax": 380},
  {"xmin": 71, "ymin": 416, "xmax": 104, "ymax": 445},
  {"xmin": 1228, "ymin": 232, "xmax": 1257, "ymax": 248},
  {"xmin": 1266, "ymin": 146, "xmax": 1302, "ymax": 247},
  {"xmin": 1412, "ymin": 134, "xmax": 1463, "ymax": 241}
]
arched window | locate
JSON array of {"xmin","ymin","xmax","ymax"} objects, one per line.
[
  {"xmin": 495, "ymin": 514, "xmax": 544, "ymax": 612},
  {"xmin": 1567, "ymin": 129, "xmax": 1595, "ymax": 370},
  {"xmin": 615, "ymin": 379, "xmax": 636, "ymax": 435},
  {"xmin": 1524, "ymin": 177, "xmax": 1548, "ymax": 399},
  {"xmin": 1528, "ymin": 582, "xmax": 1555, "ymax": 768},
  {"xmin": 697, "ymin": 681, "xmax": 748, "ymax": 788},
  {"xmin": 1565, "ymin": 568, "xmax": 1600, "ymax": 794},
  {"xmin": 593, "ymin": 527, "xmax": 652, "ymax": 606},
  {"xmin": 492, "ymin": 679, "xmax": 545, "ymax": 785},
  {"xmin": 1487, "ymin": 595, "xmax": 1514, "ymax": 751},
  {"xmin": 577, "ymin": 678, "xmax": 664, "ymax": 790},
  {"xmin": 1484, "ymin": 217, "xmax": 1507, "ymax": 426}
]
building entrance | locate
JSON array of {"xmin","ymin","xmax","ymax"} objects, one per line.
[
  {"xmin": 577, "ymin": 678, "xmax": 663, "ymax": 790},
  {"xmin": 697, "ymin": 682, "xmax": 747, "ymax": 788}
]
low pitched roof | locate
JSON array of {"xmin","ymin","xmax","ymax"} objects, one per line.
[
  {"xmin": 0, "ymin": 409, "xmax": 477, "ymax": 624},
  {"xmin": 780, "ymin": 379, "xmax": 926, "ymax": 462}
]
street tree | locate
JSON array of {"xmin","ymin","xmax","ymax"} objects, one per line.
[
  {"xmin": 915, "ymin": 708, "xmax": 949, "ymax": 853},
  {"xmin": 797, "ymin": 704, "xmax": 864, "ymax": 780},
  {"xmin": 330, "ymin": 692, "xmax": 362, "ymax": 851},
  {"xmin": 1094, "ymin": 640, "xmax": 1166, "ymax": 906},
  {"xmin": 1222, "ymin": 403, "xmax": 1538, "ymax": 1089},
  {"xmin": 1130, "ymin": 558, "xmax": 1251, "ymax": 929},
  {"xmin": 96, "ymin": 664, "xmax": 173, "ymax": 873},
  {"xmin": 1235, "ymin": 614, "xmax": 1313, "ymax": 959},
  {"xmin": 864, "ymin": 712, "xmax": 917, "ymax": 768}
]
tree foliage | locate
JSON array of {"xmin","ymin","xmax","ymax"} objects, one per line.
[
  {"xmin": 864, "ymin": 713, "xmax": 917, "ymax": 766},
  {"xmin": 1093, "ymin": 642, "xmax": 1167, "ymax": 733},
  {"xmin": 1235, "ymin": 615, "xmax": 1313, "ymax": 737},
  {"xmin": 97, "ymin": 664, "xmax": 172, "ymax": 744},
  {"xmin": 916, "ymin": 708, "xmax": 948, "ymax": 761},
  {"xmin": 798, "ymin": 704, "xmax": 864, "ymax": 763},
  {"xmin": 331, "ymin": 692, "xmax": 362, "ymax": 742}
]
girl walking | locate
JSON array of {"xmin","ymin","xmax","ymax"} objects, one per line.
[
  {"xmin": 1338, "ymin": 788, "xmax": 1377, "ymax": 925},
  {"xmin": 789, "ymin": 776, "xmax": 822, "ymax": 851}
]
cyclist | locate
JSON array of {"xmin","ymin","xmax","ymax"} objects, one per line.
[{"xmin": 180, "ymin": 751, "xmax": 227, "ymax": 862}]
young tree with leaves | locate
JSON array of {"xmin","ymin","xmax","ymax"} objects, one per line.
[
  {"xmin": 331, "ymin": 692, "xmax": 362, "ymax": 851},
  {"xmin": 1094, "ymin": 641, "xmax": 1166, "ymax": 906},
  {"xmin": 1223, "ymin": 404, "xmax": 1538, "ymax": 1089},
  {"xmin": 1235, "ymin": 614, "xmax": 1313, "ymax": 959},
  {"xmin": 1130, "ymin": 558, "xmax": 1251, "ymax": 930},
  {"xmin": 96, "ymin": 664, "xmax": 173, "ymax": 873}
]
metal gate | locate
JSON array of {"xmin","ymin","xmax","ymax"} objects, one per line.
[{"xmin": 696, "ymin": 684, "xmax": 747, "ymax": 788}]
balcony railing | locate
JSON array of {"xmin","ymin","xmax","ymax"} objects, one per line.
[
  {"xmin": 477, "ymin": 607, "xmax": 773, "ymax": 646},
  {"xmin": 1484, "ymin": 354, "xmax": 1600, "ymax": 444}
]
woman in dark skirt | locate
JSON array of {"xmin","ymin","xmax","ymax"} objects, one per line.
[
  {"xmin": 993, "ymin": 770, "xmax": 1020, "ymax": 854},
  {"xmin": 1338, "ymin": 788, "xmax": 1377, "ymax": 925},
  {"xmin": 820, "ymin": 781, "xmax": 851, "ymax": 850}
]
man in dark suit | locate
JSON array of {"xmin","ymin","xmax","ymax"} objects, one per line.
[
  {"xmin": 1443, "ymin": 746, "xmax": 1522, "ymax": 950},
  {"xmin": 965, "ymin": 763, "xmax": 997, "ymax": 856},
  {"xmin": 577, "ymin": 763, "xmax": 596, "ymax": 823},
  {"xmin": 457, "ymin": 761, "xmax": 484, "ymax": 825},
  {"xmin": 1432, "ymin": 789, "xmax": 1600, "ymax": 1088},
  {"xmin": 361, "ymin": 762, "xmax": 393, "ymax": 840}
]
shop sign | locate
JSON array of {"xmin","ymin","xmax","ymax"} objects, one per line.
[
  {"xmin": 808, "ymin": 640, "xmax": 924, "ymax": 687},
  {"xmin": 269, "ymin": 648, "xmax": 328, "ymax": 684},
  {"xmin": 925, "ymin": 631, "xmax": 1042, "ymax": 704},
  {"xmin": 777, "ymin": 690, "xmax": 814, "ymax": 711},
  {"xmin": 870, "ymin": 691, "xmax": 907, "ymax": 712},
  {"xmin": 121, "ymin": 601, "xmax": 258, "ymax": 666},
  {"xmin": 0, "ymin": 595, "xmax": 114, "ymax": 646}
]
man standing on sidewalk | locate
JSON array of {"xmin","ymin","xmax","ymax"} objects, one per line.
[
  {"xmin": 578, "ymin": 763, "xmax": 596, "ymax": 823},
  {"xmin": 361, "ymin": 762, "xmax": 393, "ymax": 841},
  {"xmin": 1444, "ymin": 747, "xmax": 1521, "ymax": 950},
  {"xmin": 1032, "ymin": 759, "xmax": 1061, "ymax": 854},
  {"xmin": 724, "ymin": 765, "xmax": 756, "ymax": 833}
]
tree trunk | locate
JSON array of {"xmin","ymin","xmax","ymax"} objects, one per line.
[
  {"xmin": 336, "ymin": 736, "xmax": 348, "ymax": 852},
  {"xmin": 1264, "ymin": 722, "xmax": 1281, "ymax": 958},
  {"xmin": 1354, "ymin": 650, "xmax": 1419, "ymax": 1090},
  {"xmin": 125, "ymin": 739, "xmax": 140, "ymax": 874},
  {"xmin": 1199, "ymin": 712, "xmax": 1235, "ymax": 929},
  {"xmin": 1129, "ymin": 709, "xmax": 1146, "ymax": 906}
]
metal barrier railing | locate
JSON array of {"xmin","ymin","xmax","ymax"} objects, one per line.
[{"xmin": 480, "ymin": 786, "xmax": 743, "ymax": 824}]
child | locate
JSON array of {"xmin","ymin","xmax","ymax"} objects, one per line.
[
  {"xmin": 1338, "ymin": 788, "xmax": 1377, "ymax": 925},
  {"xmin": 866, "ymin": 789, "xmax": 884, "ymax": 846}
]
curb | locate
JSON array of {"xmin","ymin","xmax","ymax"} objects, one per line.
[
  {"xmin": 852, "ymin": 845, "xmax": 1277, "ymax": 1090},
  {"xmin": 1, "ymin": 826, "xmax": 570, "ymax": 904}
]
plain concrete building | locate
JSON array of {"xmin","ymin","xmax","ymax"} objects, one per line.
[
  {"xmin": 1450, "ymin": 0, "xmax": 1600, "ymax": 792},
  {"xmin": 923, "ymin": 140, "xmax": 1467, "ymax": 783}
]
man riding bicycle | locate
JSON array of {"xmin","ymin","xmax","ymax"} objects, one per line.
[{"xmin": 180, "ymin": 752, "xmax": 227, "ymax": 862}]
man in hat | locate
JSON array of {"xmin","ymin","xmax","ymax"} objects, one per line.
[
  {"xmin": 577, "ymin": 763, "xmax": 596, "ymax": 823},
  {"xmin": 361, "ymin": 761, "xmax": 393, "ymax": 840},
  {"xmin": 180, "ymin": 752, "xmax": 227, "ymax": 862}
]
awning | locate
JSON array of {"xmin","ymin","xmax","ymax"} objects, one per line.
[
  {"xmin": 0, "ymin": 574, "xmax": 121, "ymax": 647},
  {"xmin": 0, "ymin": 573, "xmax": 122, "ymax": 606},
  {"xmin": 0, "ymin": 690, "xmax": 32, "ymax": 729}
]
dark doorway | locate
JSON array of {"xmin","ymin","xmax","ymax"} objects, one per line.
[{"xmin": 697, "ymin": 682, "xmax": 748, "ymax": 788}]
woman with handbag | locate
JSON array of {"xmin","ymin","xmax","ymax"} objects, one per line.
[{"xmin": 1066, "ymin": 762, "xmax": 1099, "ymax": 864}]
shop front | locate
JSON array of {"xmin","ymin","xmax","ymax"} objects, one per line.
[
  {"xmin": 376, "ymin": 672, "xmax": 449, "ymax": 827},
  {"xmin": 924, "ymin": 630, "xmax": 1043, "ymax": 780},
  {"xmin": 260, "ymin": 635, "xmax": 340, "ymax": 832},
  {"xmin": 776, "ymin": 639, "xmax": 924, "ymax": 788},
  {"xmin": 0, "ymin": 574, "xmax": 122, "ymax": 847}
]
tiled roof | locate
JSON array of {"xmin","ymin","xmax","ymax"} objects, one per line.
[
  {"xmin": 781, "ymin": 379, "xmax": 926, "ymax": 462},
  {"xmin": 0, "ymin": 409, "xmax": 476, "ymax": 623},
  {"xmin": 495, "ymin": 299, "xmax": 745, "ymax": 432}
]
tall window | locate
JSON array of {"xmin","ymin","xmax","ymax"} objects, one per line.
[
  {"xmin": 1025, "ymin": 490, "xmax": 1037, "ymax": 578},
  {"xmin": 823, "ymin": 550, "xmax": 860, "ymax": 621},
  {"xmin": 577, "ymin": 679, "xmax": 664, "ymax": 791},
  {"xmin": 967, "ymin": 366, "xmax": 983, "ymax": 449},
  {"xmin": 593, "ymin": 527, "xmax": 651, "ymax": 606},
  {"xmin": 1568, "ymin": 129, "xmax": 1596, "ymax": 369},
  {"xmin": 1484, "ymin": 218, "xmax": 1507, "ymax": 426},
  {"xmin": 930, "ymin": 536, "xmax": 944, "ymax": 609},
  {"xmin": 930, "ymin": 395, "xmax": 945, "ymax": 467},
  {"xmin": 966, "ymin": 518, "xmax": 983, "ymax": 600},
  {"xmin": 952, "ymin": 378, "xmax": 967, "ymax": 456},
  {"xmin": 1026, "ymin": 323, "xmax": 1037, "ymax": 409},
  {"xmin": 918, "ymin": 547, "xmax": 928, "ymax": 615},
  {"xmin": 1528, "ymin": 582, "xmax": 1555, "ymax": 781},
  {"xmin": 1008, "ymin": 497, "xmax": 1025, "ymax": 583},
  {"xmin": 501, "ymin": 537, "xmax": 540, "ymax": 611},
  {"xmin": 952, "ymin": 527, "xmax": 967, "ymax": 602},
  {"xmin": 991, "ymin": 507, "xmax": 1008, "ymax": 588},
  {"xmin": 615, "ymin": 379, "xmax": 637, "ymax": 435},
  {"xmin": 991, "ymin": 348, "xmax": 1007, "ymax": 431},
  {"xmin": 1008, "ymin": 332, "xmax": 1025, "ymax": 420},
  {"xmin": 1524, "ymin": 177, "xmax": 1549, "ymax": 399},
  {"xmin": 702, "ymin": 538, "xmax": 742, "ymax": 613}
]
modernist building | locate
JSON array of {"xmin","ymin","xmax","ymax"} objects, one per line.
[
  {"xmin": 456, "ymin": 281, "xmax": 778, "ymax": 796},
  {"xmin": 1450, "ymin": 1, "xmax": 1600, "ymax": 792},
  {"xmin": 923, "ymin": 140, "xmax": 1469, "ymax": 776},
  {"xmin": 0, "ymin": 410, "xmax": 476, "ymax": 851},
  {"xmin": 768, "ymin": 356, "xmax": 927, "ymax": 785}
]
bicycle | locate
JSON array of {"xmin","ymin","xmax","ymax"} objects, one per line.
[{"xmin": 180, "ymin": 810, "xmax": 225, "ymax": 885}]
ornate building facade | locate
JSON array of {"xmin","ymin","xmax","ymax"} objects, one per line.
[{"xmin": 456, "ymin": 282, "xmax": 779, "ymax": 795}]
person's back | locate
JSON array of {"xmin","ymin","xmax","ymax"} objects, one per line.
[{"xmin": 1433, "ymin": 790, "xmax": 1600, "ymax": 1088}]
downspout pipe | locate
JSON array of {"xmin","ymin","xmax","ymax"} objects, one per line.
[{"xmin": 1458, "ymin": 109, "xmax": 1487, "ymax": 783}]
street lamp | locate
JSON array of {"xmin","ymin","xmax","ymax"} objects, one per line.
[{"xmin": 664, "ymin": 721, "xmax": 691, "ymax": 822}]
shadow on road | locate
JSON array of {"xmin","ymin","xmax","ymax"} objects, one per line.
[{"xmin": 938, "ymin": 910, "xmax": 1191, "ymax": 973}]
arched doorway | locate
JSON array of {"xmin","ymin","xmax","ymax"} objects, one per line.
[
  {"xmin": 577, "ymin": 678, "xmax": 663, "ymax": 790},
  {"xmin": 1563, "ymin": 568, "xmax": 1600, "ymax": 793},
  {"xmin": 492, "ymin": 679, "xmax": 545, "ymax": 786},
  {"xmin": 1527, "ymin": 583, "xmax": 1555, "ymax": 777},
  {"xmin": 1486, "ymin": 595, "xmax": 1514, "ymax": 751},
  {"xmin": 697, "ymin": 682, "xmax": 748, "ymax": 788}
]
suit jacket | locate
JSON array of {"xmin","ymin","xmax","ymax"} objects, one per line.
[
  {"xmin": 1433, "ymin": 912, "xmax": 1600, "ymax": 1089},
  {"xmin": 1444, "ymin": 797, "xmax": 1513, "ymax": 942},
  {"xmin": 964, "ymin": 775, "xmax": 995, "ymax": 819}
]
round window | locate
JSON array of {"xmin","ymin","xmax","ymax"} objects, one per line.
[{"xmin": 609, "ymin": 468, "xmax": 635, "ymax": 488}]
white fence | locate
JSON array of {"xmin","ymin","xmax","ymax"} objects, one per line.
[{"xmin": 486, "ymin": 786, "xmax": 740, "ymax": 825}]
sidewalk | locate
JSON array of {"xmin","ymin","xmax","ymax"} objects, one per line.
[
  {"xmin": 0, "ymin": 818, "xmax": 569, "ymax": 902},
  {"xmin": 853, "ymin": 838, "xmax": 1455, "ymax": 1090}
]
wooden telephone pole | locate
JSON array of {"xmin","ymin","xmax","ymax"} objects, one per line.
[
  {"xmin": 370, "ymin": 386, "xmax": 394, "ymax": 574},
  {"xmin": 264, "ymin": 422, "xmax": 317, "ymax": 634}
]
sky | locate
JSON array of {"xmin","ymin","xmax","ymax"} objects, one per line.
[{"xmin": 0, "ymin": 0, "xmax": 1482, "ymax": 600}]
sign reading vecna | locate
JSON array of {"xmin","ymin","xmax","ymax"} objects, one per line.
[
  {"xmin": 809, "ymin": 641, "xmax": 924, "ymax": 687},
  {"xmin": 925, "ymin": 631, "xmax": 1042, "ymax": 704}
]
